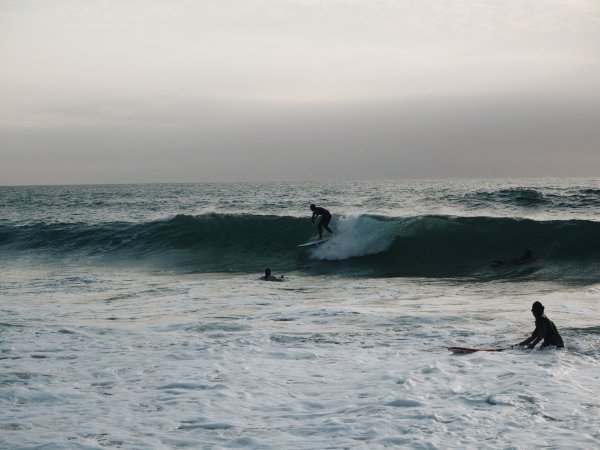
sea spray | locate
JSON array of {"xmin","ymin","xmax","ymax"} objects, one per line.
[{"xmin": 310, "ymin": 214, "xmax": 397, "ymax": 260}]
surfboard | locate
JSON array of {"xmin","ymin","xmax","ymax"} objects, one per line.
[
  {"xmin": 297, "ymin": 238, "xmax": 330, "ymax": 247},
  {"xmin": 448, "ymin": 347, "xmax": 505, "ymax": 354}
]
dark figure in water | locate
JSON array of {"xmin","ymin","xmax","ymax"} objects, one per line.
[
  {"xmin": 516, "ymin": 301, "xmax": 564, "ymax": 349},
  {"xmin": 492, "ymin": 248, "xmax": 537, "ymax": 268},
  {"xmin": 260, "ymin": 268, "xmax": 284, "ymax": 282},
  {"xmin": 310, "ymin": 204, "xmax": 333, "ymax": 240}
]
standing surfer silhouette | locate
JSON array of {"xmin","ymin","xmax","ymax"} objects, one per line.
[{"xmin": 310, "ymin": 204, "xmax": 333, "ymax": 240}]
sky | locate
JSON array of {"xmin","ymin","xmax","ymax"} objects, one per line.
[{"xmin": 1, "ymin": 0, "xmax": 599, "ymax": 184}]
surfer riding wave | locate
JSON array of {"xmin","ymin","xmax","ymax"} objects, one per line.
[{"xmin": 310, "ymin": 204, "xmax": 333, "ymax": 240}]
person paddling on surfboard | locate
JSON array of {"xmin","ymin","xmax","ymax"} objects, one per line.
[
  {"xmin": 260, "ymin": 268, "xmax": 284, "ymax": 282},
  {"xmin": 515, "ymin": 301, "xmax": 564, "ymax": 350},
  {"xmin": 491, "ymin": 248, "xmax": 538, "ymax": 267},
  {"xmin": 310, "ymin": 204, "xmax": 333, "ymax": 240}
]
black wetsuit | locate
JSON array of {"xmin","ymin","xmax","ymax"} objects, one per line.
[
  {"xmin": 313, "ymin": 207, "xmax": 332, "ymax": 238},
  {"xmin": 530, "ymin": 315, "xmax": 564, "ymax": 348}
]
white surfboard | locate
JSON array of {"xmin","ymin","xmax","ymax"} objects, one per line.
[{"xmin": 297, "ymin": 238, "xmax": 330, "ymax": 247}]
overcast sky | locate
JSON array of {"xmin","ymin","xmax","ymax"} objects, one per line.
[{"xmin": 1, "ymin": 0, "xmax": 599, "ymax": 184}]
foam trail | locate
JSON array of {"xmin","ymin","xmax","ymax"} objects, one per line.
[{"xmin": 311, "ymin": 214, "xmax": 396, "ymax": 260}]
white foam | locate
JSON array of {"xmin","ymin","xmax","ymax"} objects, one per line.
[
  {"xmin": 1, "ymin": 268, "xmax": 599, "ymax": 449},
  {"xmin": 310, "ymin": 214, "xmax": 397, "ymax": 260}
]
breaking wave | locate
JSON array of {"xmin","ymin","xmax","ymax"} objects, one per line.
[{"xmin": 1, "ymin": 213, "xmax": 599, "ymax": 282}]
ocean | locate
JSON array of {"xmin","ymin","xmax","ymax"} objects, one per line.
[{"xmin": 1, "ymin": 179, "xmax": 599, "ymax": 449}]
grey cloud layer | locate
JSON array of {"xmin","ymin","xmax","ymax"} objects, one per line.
[
  {"xmin": 1, "ymin": 1, "xmax": 599, "ymax": 183},
  {"xmin": 2, "ymin": 94, "xmax": 598, "ymax": 184}
]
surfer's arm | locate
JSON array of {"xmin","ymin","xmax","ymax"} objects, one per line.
[
  {"xmin": 528, "ymin": 321, "xmax": 547, "ymax": 349},
  {"xmin": 265, "ymin": 275, "xmax": 284, "ymax": 282},
  {"xmin": 518, "ymin": 329, "xmax": 537, "ymax": 347},
  {"xmin": 519, "ymin": 321, "xmax": 546, "ymax": 349},
  {"xmin": 526, "ymin": 336, "xmax": 543, "ymax": 349},
  {"xmin": 311, "ymin": 211, "xmax": 317, "ymax": 223},
  {"xmin": 518, "ymin": 336, "xmax": 534, "ymax": 347}
]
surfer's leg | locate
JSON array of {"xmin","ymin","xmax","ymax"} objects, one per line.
[{"xmin": 322, "ymin": 216, "xmax": 333, "ymax": 234}]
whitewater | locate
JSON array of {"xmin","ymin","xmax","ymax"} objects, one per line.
[{"xmin": 1, "ymin": 179, "xmax": 599, "ymax": 449}]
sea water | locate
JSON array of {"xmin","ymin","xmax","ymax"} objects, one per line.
[{"xmin": 1, "ymin": 179, "xmax": 599, "ymax": 449}]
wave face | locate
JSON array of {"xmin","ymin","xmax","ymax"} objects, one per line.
[{"xmin": 2, "ymin": 213, "xmax": 599, "ymax": 282}]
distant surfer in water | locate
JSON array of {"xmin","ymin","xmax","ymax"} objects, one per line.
[
  {"xmin": 260, "ymin": 268, "xmax": 284, "ymax": 282},
  {"xmin": 491, "ymin": 248, "xmax": 537, "ymax": 268},
  {"xmin": 515, "ymin": 301, "xmax": 564, "ymax": 349},
  {"xmin": 310, "ymin": 204, "xmax": 333, "ymax": 240}
]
